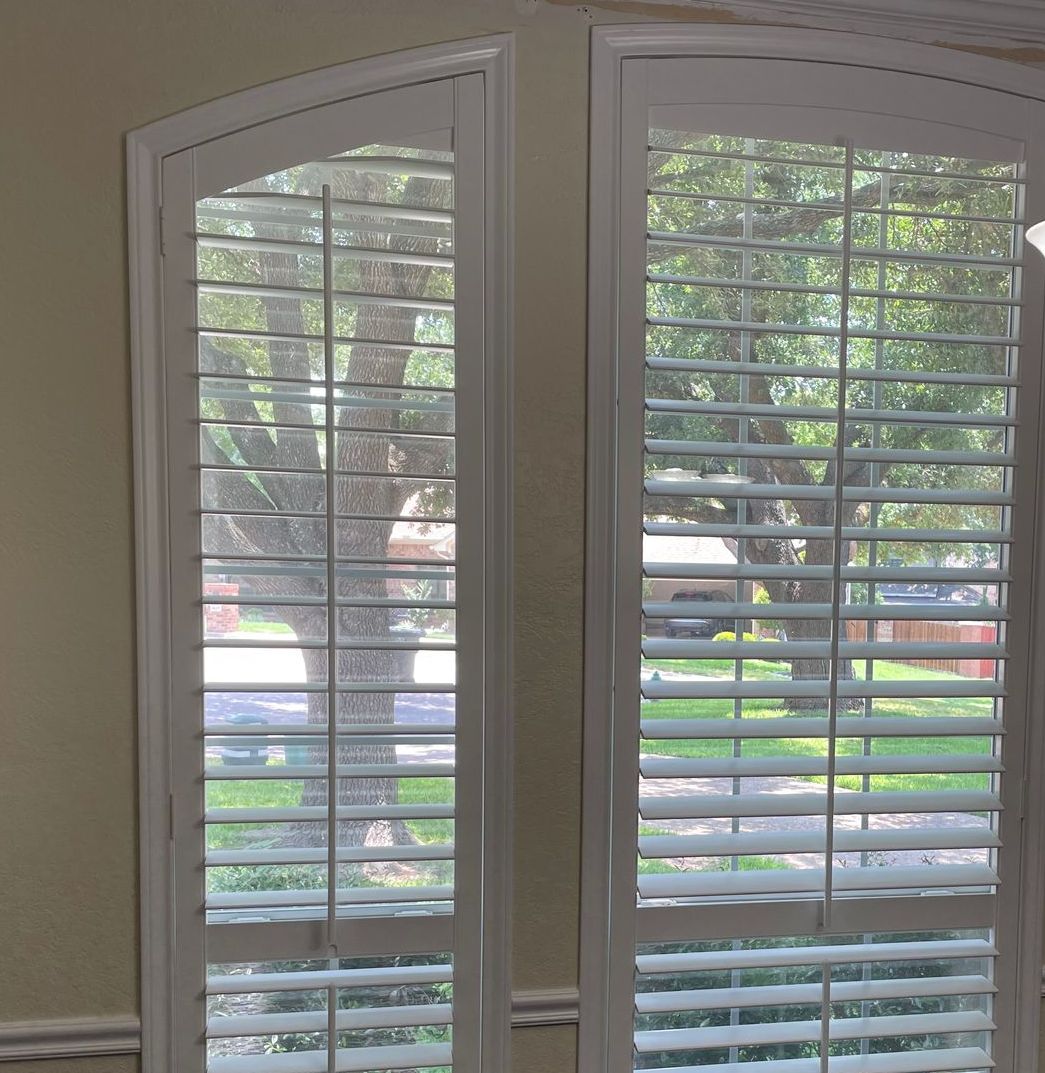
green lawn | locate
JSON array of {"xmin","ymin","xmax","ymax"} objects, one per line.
[
  {"xmin": 205, "ymin": 656, "xmax": 997, "ymax": 892},
  {"xmin": 206, "ymin": 774, "xmax": 454, "ymax": 849},
  {"xmin": 232, "ymin": 619, "xmax": 295, "ymax": 635},
  {"xmin": 639, "ymin": 659, "xmax": 996, "ymax": 794}
]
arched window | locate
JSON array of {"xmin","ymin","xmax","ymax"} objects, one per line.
[
  {"xmin": 582, "ymin": 27, "xmax": 1045, "ymax": 1073},
  {"xmin": 129, "ymin": 39, "xmax": 511, "ymax": 1073}
]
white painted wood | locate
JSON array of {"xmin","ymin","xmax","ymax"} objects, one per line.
[
  {"xmin": 607, "ymin": 0, "xmax": 1045, "ymax": 48},
  {"xmin": 127, "ymin": 36, "xmax": 512, "ymax": 1073},
  {"xmin": 0, "ymin": 1017, "xmax": 142, "ymax": 1062},
  {"xmin": 649, "ymin": 67, "xmax": 1033, "ymax": 157},
  {"xmin": 128, "ymin": 37, "xmax": 512, "ymax": 160},
  {"xmin": 509, "ymin": 987, "xmax": 581, "ymax": 1026},
  {"xmin": 577, "ymin": 24, "xmax": 624, "ymax": 1073},
  {"xmin": 193, "ymin": 81, "xmax": 454, "ymax": 198},
  {"xmin": 0, "ymin": 988, "xmax": 577, "ymax": 1062},
  {"xmin": 160, "ymin": 144, "xmax": 207, "ymax": 1073},
  {"xmin": 997, "ymin": 99, "xmax": 1045, "ymax": 1073},
  {"xmin": 583, "ymin": 24, "xmax": 1045, "ymax": 1073},
  {"xmin": 127, "ymin": 129, "xmax": 174, "ymax": 1073},
  {"xmin": 592, "ymin": 24, "xmax": 1045, "ymax": 101}
]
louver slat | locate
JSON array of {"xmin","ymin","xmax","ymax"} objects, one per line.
[
  {"xmin": 634, "ymin": 938, "xmax": 998, "ymax": 973},
  {"xmin": 640, "ymin": 716, "xmax": 1001, "ymax": 739},
  {"xmin": 639, "ymin": 754, "xmax": 1002, "ymax": 778},
  {"xmin": 207, "ymin": 886, "xmax": 454, "ymax": 910},
  {"xmin": 207, "ymin": 965, "xmax": 454, "ymax": 993},
  {"xmin": 634, "ymin": 974, "xmax": 996, "ymax": 1013},
  {"xmin": 635, "ymin": 1010, "xmax": 994, "ymax": 1052},
  {"xmin": 207, "ymin": 1003, "xmax": 453, "ymax": 1037},
  {"xmin": 636, "ymin": 1049, "xmax": 994, "ymax": 1073},
  {"xmin": 639, "ymin": 826, "xmax": 1000, "ymax": 859},
  {"xmin": 639, "ymin": 790, "xmax": 1001, "ymax": 820},
  {"xmin": 643, "ymin": 599, "xmax": 1008, "ymax": 620},
  {"xmin": 208, "ymin": 1043, "xmax": 454, "ymax": 1073},
  {"xmin": 638, "ymin": 864, "xmax": 998, "ymax": 899}
]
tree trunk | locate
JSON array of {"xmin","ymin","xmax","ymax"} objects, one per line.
[{"xmin": 281, "ymin": 171, "xmax": 450, "ymax": 851}]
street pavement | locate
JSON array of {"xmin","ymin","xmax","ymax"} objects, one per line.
[{"xmin": 204, "ymin": 637, "xmax": 455, "ymax": 725}]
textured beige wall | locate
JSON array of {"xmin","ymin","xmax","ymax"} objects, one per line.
[
  {"xmin": 0, "ymin": 2, "xmax": 621, "ymax": 1066},
  {"xmin": 0, "ymin": 2, "xmax": 1041, "ymax": 1072},
  {"xmin": 0, "ymin": 1060, "xmax": 139, "ymax": 1073}
]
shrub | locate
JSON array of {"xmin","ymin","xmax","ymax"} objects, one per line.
[
  {"xmin": 753, "ymin": 585, "xmax": 783, "ymax": 634},
  {"xmin": 712, "ymin": 632, "xmax": 784, "ymax": 662}
]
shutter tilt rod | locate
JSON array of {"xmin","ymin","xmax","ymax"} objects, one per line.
[
  {"xmin": 322, "ymin": 183, "xmax": 340, "ymax": 958},
  {"xmin": 323, "ymin": 184, "xmax": 340, "ymax": 1073},
  {"xmin": 821, "ymin": 137, "xmax": 856, "ymax": 941},
  {"xmin": 819, "ymin": 964, "xmax": 831, "ymax": 1073}
]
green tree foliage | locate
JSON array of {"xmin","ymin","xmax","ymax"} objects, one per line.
[{"xmin": 644, "ymin": 130, "xmax": 1015, "ymax": 697}]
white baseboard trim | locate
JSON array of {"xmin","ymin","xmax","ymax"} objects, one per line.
[
  {"xmin": 511, "ymin": 986, "xmax": 581, "ymax": 1027},
  {"xmin": 0, "ymin": 1017, "xmax": 142, "ymax": 1062},
  {"xmin": 0, "ymin": 989, "xmax": 581, "ymax": 1061}
]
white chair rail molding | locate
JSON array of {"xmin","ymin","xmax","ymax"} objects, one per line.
[{"xmin": 0, "ymin": 990, "xmax": 582, "ymax": 1063}]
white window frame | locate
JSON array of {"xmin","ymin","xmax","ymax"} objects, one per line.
[
  {"xmin": 581, "ymin": 24, "xmax": 1045, "ymax": 1073},
  {"xmin": 127, "ymin": 36, "xmax": 513, "ymax": 1073}
]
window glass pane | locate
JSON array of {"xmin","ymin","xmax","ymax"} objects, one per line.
[{"xmin": 631, "ymin": 124, "xmax": 1019, "ymax": 1068}]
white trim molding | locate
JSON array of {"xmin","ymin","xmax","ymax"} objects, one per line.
[
  {"xmin": 588, "ymin": 24, "xmax": 1045, "ymax": 100},
  {"xmin": 510, "ymin": 987, "xmax": 581, "ymax": 1027},
  {"xmin": 613, "ymin": 0, "xmax": 1045, "ymax": 48},
  {"xmin": 0, "ymin": 1017, "xmax": 141, "ymax": 1063},
  {"xmin": 0, "ymin": 990, "xmax": 577, "ymax": 1063},
  {"xmin": 127, "ymin": 35, "xmax": 514, "ymax": 1073}
]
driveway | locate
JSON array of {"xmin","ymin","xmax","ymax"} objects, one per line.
[{"xmin": 204, "ymin": 635, "xmax": 456, "ymax": 725}]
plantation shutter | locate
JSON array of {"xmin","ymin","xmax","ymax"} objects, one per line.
[
  {"xmin": 589, "ymin": 55, "xmax": 1045, "ymax": 1073},
  {"xmin": 157, "ymin": 75, "xmax": 507, "ymax": 1073}
]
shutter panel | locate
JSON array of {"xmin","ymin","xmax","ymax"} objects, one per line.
[
  {"xmin": 197, "ymin": 138, "xmax": 460, "ymax": 934},
  {"xmin": 157, "ymin": 72, "xmax": 505, "ymax": 1073},
  {"xmin": 624, "ymin": 113, "xmax": 1023, "ymax": 1071}
]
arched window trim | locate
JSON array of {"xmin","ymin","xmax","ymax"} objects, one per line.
[
  {"xmin": 128, "ymin": 36, "xmax": 512, "ymax": 1073},
  {"xmin": 582, "ymin": 24, "xmax": 1045, "ymax": 1073}
]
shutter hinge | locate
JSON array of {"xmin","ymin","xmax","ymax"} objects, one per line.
[{"xmin": 158, "ymin": 205, "xmax": 167, "ymax": 257}]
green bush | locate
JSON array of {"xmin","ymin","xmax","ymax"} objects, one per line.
[
  {"xmin": 753, "ymin": 585, "xmax": 783, "ymax": 634},
  {"xmin": 712, "ymin": 632, "xmax": 784, "ymax": 662}
]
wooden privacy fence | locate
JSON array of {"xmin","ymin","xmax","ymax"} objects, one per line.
[{"xmin": 845, "ymin": 618, "xmax": 997, "ymax": 678}]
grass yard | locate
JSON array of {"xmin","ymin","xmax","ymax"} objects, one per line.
[
  {"xmin": 206, "ymin": 774, "xmax": 455, "ymax": 850},
  {"xmin": 639, "ymin": 657, "xmax": 996, "ymax": 793},
  {"xmin": 204, "ymin": 654, "xmax": 998, "ymax": 892},
  {"xmin": 232, "ymin": 619, "xmax": 295, "ymax": 635}
]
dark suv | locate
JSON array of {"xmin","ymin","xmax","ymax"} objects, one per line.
[{"xmin": 663, "ymin": 589, "xmax": 731, "ymax": 638}]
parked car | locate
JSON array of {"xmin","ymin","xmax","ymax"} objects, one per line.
[
  {"xmin": 878, "ymin": 582, "xmax": 985, "ymax": 605},
  {"xmin": 663, "ymin": 589, "xmax": 732, "ymax": 638}
]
